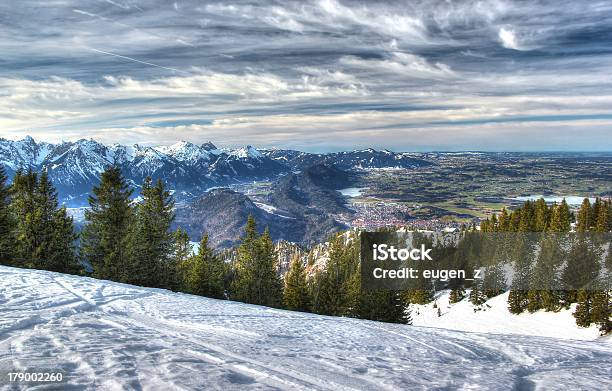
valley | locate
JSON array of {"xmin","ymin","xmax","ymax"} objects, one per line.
[{"xmin": 2, "ymin": 137, "xmax": 610, "ymax": 247}]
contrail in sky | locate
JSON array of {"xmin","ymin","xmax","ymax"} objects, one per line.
[{"xmin": 86, "ymin": 47, "xmax": 190, "ymax": 75}]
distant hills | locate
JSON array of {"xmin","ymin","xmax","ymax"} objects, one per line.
[
  {"xmin": 0, "ymin": 136, "xmax": 433, "ymax": 206},
  {"xmin": 0, "ymin": 136, "xmax": 437, "ymax": 245},
  {"xmin": 174, "ymin": 164, "xmax": 356, "ymax": 247}
]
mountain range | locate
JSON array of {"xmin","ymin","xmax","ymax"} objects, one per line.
[
  {"xmin": 174, "ymin": 164, "xmax": 354, "ymax": 247},
  {"xmin": 0, "ymin": 136, "xmax": 433, "ymax": 207}
]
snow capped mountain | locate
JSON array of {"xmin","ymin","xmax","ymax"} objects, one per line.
[
  {"xmin": 230, "ymin": 145, "xmax": 264, "ymax": 160},
  {"xmin": 0, "ymin": 137, "xmax": 435, "ymax": 207},
  {"xmin": 157, "ymin": 141, "xmax": 214, "ymax": 165},
  {"xmin": 328, "ymin": 149, "xmax": 433, "ymax": 170},
  {"xmin": 0, "ymin": 136, "xmax": 53, "ymax": 172},
  {"xmin": 261, "ymin": 148, "xmax": 433, "ymax": 171},
  {"xmin": 0, "ymin": 137, "xmax": 288, "ymax": 206}
]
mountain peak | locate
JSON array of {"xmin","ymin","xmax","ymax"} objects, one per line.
[
  {"xmin": 201, "ymin": 141, "xmax": 218, "ymax": 151},
  {"xmin": 21, "ymin": 135, "xmax": 35, "ymax": 144},
  {"xmin": 232, "ymin": 145, "xmax": 263, "ymax": 159}
]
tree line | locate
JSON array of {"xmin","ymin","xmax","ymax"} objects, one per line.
[
  {"xmin": 470, "ymin": 198, "xmax": 611, "ymax": 333},
  {"xmin": 0, "ymin": 164, "xmax": 608, "ymax": 332},
  {"xmin": 0, "ymin": 165, "xmax": 410, "ymax": 325}
]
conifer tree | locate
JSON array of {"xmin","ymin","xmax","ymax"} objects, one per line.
[
  {"xmin": 0, "ymin": 166, "xmax": 14, "ymax": 265},
  {"xmin": 518, "ymin": 200, "xmax": 535, "ymax": 232},
  {"xmin": 404, "ymin": 233, "xmax": 435, "ymax": 304},
  {"xmin": 498, "ymin": 208, "xmax": 510, "ymax": 232},
  {"xmin": 469, "ymin": 278, "xmax": 487, "ymax": 309},
  {"xmin": 32, "ymin": 171, "xmax": 62, "ymax": 270},
  {"xmin": 509, "ymin": 208, "xmax": 522, "ymax": 232},
  {"xmin": 258, "ymin": 228, "xmax": 283, "ymax": 307},
  {"xmin": 594, "ymin": 200, "xmax": 610, "ymax": 233},
  {"xmin": 9, "ymin": 170, "xmax": 79, "ymax": 273},
  {"xmin": 489, "ymin": 214, "xmax": 498, "ymax": 231},
  {"xmin": 173, "ymin": 228, "xmax": 192, "ymax": 291},
  {"xmin": 184, "ymin": 234, "xmax": 226, "ymax": 299},
  {"xmin": 549, "ymin": 200, "xmax": 571, "ymax": 233},
  {"xmin": 528, "ymin": 235, "xmax": 564, "ymax": 312},
  {"xmin": 357, "ymin": 289, "xmax": 410, "ymax": 324},
  {"xmin": 125, "ymin": 177, "xmax": 175, "ymax": 287},
  {"xmin": 562, "ymin": 236, "xmax": 601, "ymax": 304},
  {"xmin": 283, "ymin": 254, "xmax": 311, "ymax": 312},
  {"xmin": 449, "ymin": 287, "xmax": 466, "ymax": 304},
  {"xmin": 231, "ymin": 215, "xmax": 258, "ymax": 302},
  {"xmin": 576, "ymin": 198, "xmax": 593, "ymax": 233},
  {"xmin": 590, "ymin": 289, "xmax": 610, "ymax": 334},
  {"xmin": 311, "ymin": 234, "xmax": 359, "ymax": 316},
  {"xmin": 81, "ymin": 166, "xmax": 132, "ymax": 281},
  {"xmin": 47, "ymin": 206, "xmax": 80, "ymax": 274},
  {"xmin": 11, "ymin": 169, "xmax": 38, "ymax": 267},
  {"xmin": 507, "ymin": 233, "xmax": 535, "ymax": 314},
  {"xmin": 574, "ymin": 289, "xmax": 592, "ymax": 327},
  {"xmin": 231, "ymin": 216, "xmax": 282, "ymax": 307},
  {"xmin": 533, "ymin": 198, "xmax": 549, "ymax": 232}
]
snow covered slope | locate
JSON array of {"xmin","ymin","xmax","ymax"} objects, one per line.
[
  {"xmin": 412, "ymin": 290, "xmax": 605, "ymax": 341},
  {"xmin": 1, "ymin": 265, "xmax": 611, "ymax": 390}
]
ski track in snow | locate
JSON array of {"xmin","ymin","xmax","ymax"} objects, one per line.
[{"xmin": 0, "ymin": 265, "xmax": 611, "ymax": 390}]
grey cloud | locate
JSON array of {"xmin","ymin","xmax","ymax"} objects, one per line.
[{"xmin": 0, "ymin": 0, "xmax": 611, "ymax": 151}]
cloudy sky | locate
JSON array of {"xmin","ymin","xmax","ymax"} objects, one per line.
[{"xmin": 1, "ymin": 0, "xmax": 611, "ymax": 151}]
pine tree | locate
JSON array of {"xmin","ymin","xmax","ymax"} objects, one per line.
[
  {"xmin": 357, "ymin": 289, "xmax": 410, "ymax": 324},
  {"xmin": 283, "ymin": 254, "xmax": 311, "ymax": 312},
  {"xmin": 125, "ymin": 177, "xmax": 175, "ymax": 288},
  {"xmin": 34, "ymin": 170, "xmax": 78, "ymax": 272},
  {"xmin": 594, "ymin": 200, "xmax": 609, "ymax": 233},
  {"xmin": 508, "ymin": 230, "xmax": 535, "ymax": 314},
  {"xmin": 469, "ymin": 279, "xmax": 487, "ymax": 309},
  {"xmin": 46, "ymin": 206, "xmax": 80, "ymax": 274},
  {"xmin": 518, "ymin": 200, "xmax": 535, "ymax": 232},
  {"xmin": 10, "ymin": 169, "xmax": 38, "ymax": 267},
  {"xmin": 449, "ymin": 287, "xmax": 466, "ymax": 303},
  {"xmin": 231, "ymin": 215, "xmax": 258, "ymax": 302},
  {"xmin": 528, "ymin": 235, "xmax": 564, "ymax": 312},
  {"xmin": 498, "ymin": 208, "xmax": 510, "ymax": 232},
  {"xmin": 576, "ymin": 198, "xmax": 593, "ymax": 233},
  {"xmin": 590, "ymin": 289, "xmax": 610, "ymax": 334},
  {"xmin": 184, "ymin": 234, "xmax": 226, "ymax": 299},
  {"xmin": 574, "ymin": 289, "xmax": 592, "ymax": 327},
  {"xmin": 509, "ymin": 208, "xmax": 522, "ymax": 232},
  {"xmin": 562, "ymin": 236, "xmax": 601, "ymax": 304},
  {"xmin": 231, "ymin": 216, "xmax": 282, "ymax": 307},
  {"xmin": 533, "ymin": 198, "xmax": 549, "ymax": 232},
  {"xmin": 549, "ymin": 200, "xmax": 571, "ymax": 233},
  {"xmin": 0, "ymin": 166, "xmax": 14, "ymax": 265},
  {"xmin": 257, "ymin": 228, "xmax": 283, "ymax": 307},
  {"xmin": 311, "ymin": 233, "xmax": 359, "ymax": 316},
  {"xmin": 81, "ymin": 166, "xmax": 133, "ymax": 281},
  {"xmin": 173, "ymin": 228, "xmax": 192, "ymax": 291},
  {"xmin": 9, "ymin": 170, "xmax": 79, "ymax": 273},
  {"xmin": 404, "ymin": 233, "xmax": 435, "ymax": 304}
]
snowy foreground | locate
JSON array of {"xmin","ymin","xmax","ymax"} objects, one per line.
[
  {"xmin": 411, "ymin": 290, "xmax": 606, "ymax": 341},
  {"xmin": 1, "ymin": 266, "xmax": 611, "ymax": 390}
]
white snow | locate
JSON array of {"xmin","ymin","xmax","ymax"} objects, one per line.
[
  {"xmin": 231, "ymin": 146, "xmax": 263, "ymax": 160},
  {"xmin": 254, "ymin": 202, "xmax": 296, "ymax": 219},
  {"xmin": 254, "ymin": 202, "xmax": 279, "ymax": 213},
  {"xmin": 0, "ymin": 266, "xmax": 610, "ymax": 390},
  {"xmin": 156, "ymin": 141, "xmax": 213, "ymax": 164},
  {"xmin": 411, "ymin": 290, "xmax": 606, "ymax": 341}
]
